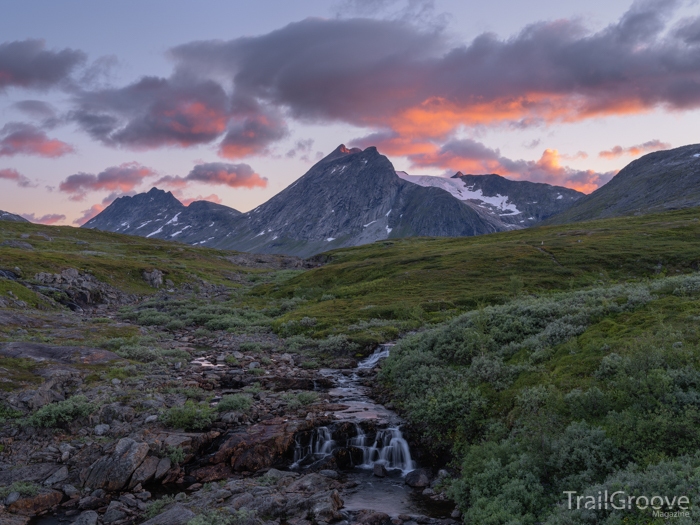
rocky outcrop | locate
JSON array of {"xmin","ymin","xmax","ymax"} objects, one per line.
[
  {"xmin": 142, "ymin": 269, "xmax": 163, "ymax": 288},
  {"xmin": 140, "ymin": 504, "xmax": 195, "ymax": 525},
  {"xmin": 0, "ymin": 342, "xmax": 121, "ymax": 365},
  {"xmin": 31, "ymin": 268, "xmax": 135, "ymax": 310},
  {"xmin": 6, "ymin": 489, "xmax": 62, "ymax": 516},
  {"xmin": 209, "ymin": 418, "xmax": 315, "ymax": 473},
  {"xmin": 82, "ymin": 438, "xmax": 149, "ymax": 491},
  {"xmin": 0, "ymin": 210, "xmax": 29, "ymax": 222}
]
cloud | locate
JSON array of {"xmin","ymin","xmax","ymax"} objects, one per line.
[
  {"xmin": 0, "ymin": 122, "xmax": 74, "ymax": 157},
  {"xmin": 12, "ymin": 100, "xmax": 58, "ymax": 121},
  {"xmin": 59, "ymin": 162, "xmax": 155, "ymax": 201},
  {"xmin": 179, "ymin": 193, "xmax": 222, "ymax": 206},
  {"xmin": 70, "ymin": 74, "xmax": 230, "ymax": 149},
  {"xmin": 0, "ymin": 39, "xmax": 86, "ymax": 91},
  {"xmin": 390, "ymin": 137, "xmax": 615, "ymax": 193},
  {"xmin": 0, "ymin": 168, "xmax": 33, "ymax": 187},
  {"xmin": 20, "ymin": 212, "xmax": 66, "ymax": 225},
  {"xmin": 156, "ymin": 162, "xmax": 267, "ymax": 189},
  {"xmin": 598, "ymin": 139, "xmax": 671, "ymax": 159},
  {"xmin": 73, "ymin": 204, "xmax": 104, "ymax": 226},
  {"xmin": 219, "ymin": 99, "xmax": 288, "ymax": 158},
  {"xmin": 286, "ymin": 138, "xmax": 314, "ymax": 160},
  {"xmin": 166, "ymin": 1, "xmax": 700, "ymax": 156}
]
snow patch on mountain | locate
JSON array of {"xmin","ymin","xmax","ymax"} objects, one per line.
[{"xmin": 396, "ymin": 171, "xmax": 521, "ymax": 215}]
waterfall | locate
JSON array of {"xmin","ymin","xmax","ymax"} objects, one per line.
[
  {"xmin": 293, "ymin": 423, "xmax": 415, "ymax": 474},
  {"xmin": 357, "ymin": 344, "xmax": 393, "ymax": 369}
]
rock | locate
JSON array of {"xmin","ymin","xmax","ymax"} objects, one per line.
[
  {"xmin": 7, "ymin": 489, "xmax": 62, "ymax": 516},
  {"xmin": 145, "ymin": 415, "xmax": 158, "ymax": 424},
  {"xmin": 230, "ymin": 492, "xmax": 254, "ymax": 510},
  {"xmin": 63, "ymin": 484, "xmax": 80, "ymax": 498},
  {"xmin": 154, "ymin": 457, "xmax": 171, "ymax": 480},
  {"xmin": 210, "ymin": 418, "xmax": 313, "ymax": 472},
  {"xmin": 142, "ymin": 269, "xmax": 164, "ymax": 288},
  {"xmin": 0, "ymin": 514, "xmax": 30, "ymax": 525},
  {"xmin": 77, "ymin": 495, "xmax": 107, "ymax": 510},
  {"xmin": 311, "ymin": 489, "xmax": 344, "ymax": 522},
  {"xmin": 373, "ymin": 464, "xmax": 387, "ymax": 477},
  {"xmin": 139, "ymin": 503, "xmax": 195, "ymax": 525},
  {"xmin": 287, "ymin": 473, "xmax": 340, "ymax": 494},
  {"xmin": 5, "ymin": 491, "xmax": 20, "ymax": 505},
  {"xmin": 72, "ymin": 510, "xmax": 98, "ymax": 525},
  {"xmin": 82, "ymin": 438, "xmax": 149, "ymax": 491},
  {"xmin": 128, "ymin": 455, "xmax": 159, "ymax": 489},
  {"xmin": 450, "ymin": 509, "xmax": 461, "ymax": 519},
  {"xmin": 0, "ymin": 342, "xmax": 120, "ymax": 365},
  {"xmin": 102, "ymin": 501, "xmax": 127, "ymax": 523},
  {"xmin": 1, "ymin": 240, "xmax": 33, "ymax": 250},
  {"xmin": 44, "ymin": 466, "xmax": 69, "ymax": 486},
  {"xmin": 93, "ymin": 424, "xmax": 110, "ymax": 436},
  {"xmin": 319, "ymin": 469, "xmax": 339, "ymax": 479},
  {"xmin": 405, "ymin": 469, "xmax": 431, "ymax": 488},
  {"xmin": 358, "ymin": 511, "xmax": 391, "ymax": 525}
]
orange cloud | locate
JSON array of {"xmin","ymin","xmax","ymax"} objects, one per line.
[
  {"xmin": 0, "ymin": 123, "xmax": 74, "ymax": 158},
  {"xmin": 599, "ymin": 140, "xmax": 671, "ymax": 159}
]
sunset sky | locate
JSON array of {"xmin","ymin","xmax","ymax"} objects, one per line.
[{"xmin": 1, "ymin": 0, "xmax": 699, "ymax": 225}]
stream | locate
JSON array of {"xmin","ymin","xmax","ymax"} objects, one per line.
[{"xmin": 289, "ymin": 344, "xmax": 453, "ymax": 519}]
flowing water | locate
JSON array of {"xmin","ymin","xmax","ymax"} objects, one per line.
[{"xmin": 290, "ymin": 345, "xmax": 453, "ymax": 518}]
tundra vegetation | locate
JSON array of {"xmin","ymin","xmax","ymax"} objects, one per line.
[{"xmin": 1, "ymin": 208, "xmax": 700, "ymax": 524}]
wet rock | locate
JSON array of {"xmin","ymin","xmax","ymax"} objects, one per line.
[
  {"xmin": 210, "ymin": 418, "xmax": 313, "ymax": 472},
  {"xmin": 357, "ymin": 511, "xmax": 391, "ymax": 525},
  {"xmin": 191, "ymin": 463, "xmax": 233, "ymax": 483},
  {"xmin": 287, "ymin": 473, "xmax": 340, "ymax": 494},
  {"xmin": 82, "ymin": 438, "xmax": 149, "ymax": 491},
  {"xmin": 405, "ymin": 469, "xmax": 431, "ymax": 488},
  {"xmin": 319, "ymin": 470, "xmax": 339, "ymax": 480},
  {"xmin": 373, "ymin": 464, "xmax": 387, "ymax": 478},
  {"xmin": 43, "ymin": 466, "xmax": 69, "ymax": 486},
  {"xmin": 311, "ymin": 489, "xmax": 344, "ymax": 522},
  {"xmin": 7, "ymin": 489, "xmax": 62, "ymax": 516},
  {"xmin": 128, "ymin": 455, "xmax": 159, "ymax": 489},
  {"xmin": 72, "ymin": 510, "xmax": 98, "ymax": 525},
  {"xmin": 142, "ymin": 269, "xmax": 164, "ymax": 288}
]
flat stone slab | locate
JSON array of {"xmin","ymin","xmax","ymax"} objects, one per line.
[{"xmin": 0, "ymin": 342, "xmax": 121, "ymax": 365}]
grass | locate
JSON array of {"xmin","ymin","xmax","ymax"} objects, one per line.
[
  {"xmin": 0, "ymin": 221, "xmax": 267, "ymax": 294},
  {"xmin": 249, "ymin": 208, "xmax": 700, "ymax": 345}
]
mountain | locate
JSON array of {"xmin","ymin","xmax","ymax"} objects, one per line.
[
  {"xmin": 84, "ymin": 145, "xmax": 583, "ymax": 256},
  {"xmin": 0, "ymin": 210, "xmax": 28, "ymax": 223},
  {"xmin": 398, "ymin": 171, "xmax": 582, "ymax": 227},
  {"xmin": 83, "ymin": 188, "xmax": 243, "ymax": 242},
  {"xmin": 547, "ymin": 143, "xmax": 700, "ymax": 224}
]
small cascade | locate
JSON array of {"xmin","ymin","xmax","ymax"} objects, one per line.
[
  {"xmin": 357, "ymin": 344, "xmax": 393, "ymax": 369},
  {"xmin": 293, "ymin": 423, "xmax": 415, "ymax": 474}
]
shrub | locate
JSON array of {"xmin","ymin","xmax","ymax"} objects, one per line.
[
  {"xmin": 224, "ymin": 355, "xmax": 239, "ymax": 365},
  {"xmin": 27, "ymin": 395, "xmax": 94, "ymax": 428},
  {"xmin": 145, "ymin": 495, "xmax": 175, "ymax": 518},
  {"xmin": 165, "ymin": 446, "xmax": 186, "ymax": 465},
  {"xmin": 187, "ymin": 509, "xmax": 257, "ymax": 525},
  {"xmin": 283, "ymin": 392, "xmax": 319, "ymax": 409},
  {"xmin": 217, "ymin": 394, "xmax": 253, "ymax": 413},
  {"xmin": 0, "ymin": 403, "xmax": 22, "ymax": 423},
  {"xmin": 115, "ymin": 344, "xmax": 160, "ymax": 362},
  {"xmin": 162, "ymin": 401, "xmax": 215, "ymax": 431},
  {"xmin": 318, "ymin": 334, "xmax": 359, "ymax": 355},
  {"xmin": 0, "ymin": 481, "xmax": 39, "ymax": 499}
]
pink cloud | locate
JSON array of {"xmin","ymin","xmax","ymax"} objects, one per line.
[
  {"xmin": 0, "ymin": 168, "xmax": 33, "ymax": 187},
  {"xmin": 59, "ymin": 162, "xmax": 156, "ymax": 201},
  {"xmin": 0, "ymin": 122, "xmax": 74, "ymax": 158},
  {"xmin": 20, "ymin": 212, "xmax": 66, "ymax": 225}
]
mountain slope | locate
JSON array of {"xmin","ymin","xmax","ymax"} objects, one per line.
[
  {"xmin": 547, "ymin": 143, "xmax": 700, "ymax": 224},
  {"xmin": 83, "ymin": 188, "xmax": 243, "ymax": 242},
  {"xmin": 0, "ymin": 210, "xmax": 29, "ymax": 223},
  {"xmin": 397, "ymin": 171, "xmax": 582, "ymax": 227}
]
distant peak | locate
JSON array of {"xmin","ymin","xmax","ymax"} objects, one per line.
[
  {"xmin": 452, "ymin": 171, "xmax": 465, "ymax": 178},
  {"xmin": 335, "ymin": 144, "xmax": 362, "ymax": 155}
]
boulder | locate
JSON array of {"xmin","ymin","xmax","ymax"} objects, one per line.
[
  {"xmin": 139, "ymin": 503, "xmax": 195, "ymax": 525},
  {"xmin": 72, "ymin": 510, "xmax": 98, "ymax": 525},
  {"xmin": 142, "ymin": 269, "xmax": 164, "ymax": 288},
  {"xmin": 154, "ymin": 457, "xmax": 171, "ymax": 480},
  {"xmin": 405, "ymin": 468, "xmax": 431, "ymax": 488},
  {"xmin": 102, "ymin": 501, "xmax": 127, "ymax": 523},
  {"xmin": 43, "ymin": 466, "xmax": 69, "ymax": 486},
  {"xmin": 7, "ymin": 489, "xmax": 62, "ymax": 516},
  {"xmin": 373, "ymin": 463, "xmax": 387, "ymax": 477},
  {"xmin": 82, "ymin": 438, "xmax": 149, "ymax": 491},
  {"xmin": 210, "ymin": 418, "xmax": 313, "ymax": 472},
  {"xmin": 128, "ymin": 455, "xmax": 160, "ymax": 489}
]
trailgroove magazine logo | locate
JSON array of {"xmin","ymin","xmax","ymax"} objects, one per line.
[{"xmin": 563, "ymin": 491, "xmax": 691, "ymax": 519}]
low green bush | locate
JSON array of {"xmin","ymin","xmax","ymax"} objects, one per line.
[
  {"xmin": 217, "ymin": 394, "xmax": 253, "ymax": 413},
  {"xmin": 162, "ymin": 401, "xmax": 215, "ymax": 431},
  {"xmin": 27, "ymin": 395, "xmax": 94, "ymax": 428},
  {"xmin": 0, "ymin": 481, "xmax": 39, "ymax": 498}
]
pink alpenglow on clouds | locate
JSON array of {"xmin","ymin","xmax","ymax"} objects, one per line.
[
  {"xmin": 59, "ymin": 162, "xmax": 156, "ymax": 201},
  {"xmin": 0, "ymin": 168, "xmax": 33, "ymax": 187},
  {"xmin": 599, "ymin": 140, "xmax": 672, "ymax": 159},
  {"xmin": 157, "ymin": 162, "xmax": 267, "ymax": 190},
  {"xmin": 0, "ymin": 122, "xmax": 74, "ymax": 157},
  {"xmin": 20, "ymin": 212, "xmax": 66, "ymax": 225}
]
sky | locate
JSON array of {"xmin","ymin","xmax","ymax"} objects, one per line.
[{"xmin": 0, "ymin": 0, "xmax": 699, "ymax": 225}]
